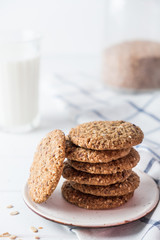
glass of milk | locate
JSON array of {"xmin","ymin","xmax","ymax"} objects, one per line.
[{"xmin": 0, "ymin": 30, "xmax": 41, "ymax": 132}]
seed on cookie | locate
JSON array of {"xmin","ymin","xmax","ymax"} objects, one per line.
[
  {"xmin": 66, "ymin": 138, "xmax": 131, "ymax": 163},
  {"xmin": 28, "ymin": 130, "xmax": 66, "ymax": 203},
  {"xmin": 67, "ymin": 148, "xmax": 140, "ymax": 174},
  {"xmin": 62, "ymin": 162, "xmax": 131, "ymax": 186},
  {"xmin": 62, "ymin": 181, "xmax": 134, "ymax": 210},
  {"xmin": 70, "ymin": 171, "xmax": 140, "ymax": 196},
  {"xmin": 69, "ymin": 120, "xmax": 144, "ymax": 150}
]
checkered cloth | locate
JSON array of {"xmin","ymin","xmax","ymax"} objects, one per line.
[{"xmin": 49, "ymin": 73, "xmax": 160, "ymax": 240}]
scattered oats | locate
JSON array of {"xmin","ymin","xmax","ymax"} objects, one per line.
[
  {"xmin": 0, "ymin": 232, "xmax": 11, "ymax": 237},
  {"xmin": 9, "ymin": 236, "xmax": 17, "ymax": 239},
  {"xmin": 10, "ymin": 211, "xmax": 19, "ymax": 216},
  {"xmin": 6, "ymin": 205, "xmax": 14, "ymax": 209},
  {"xmin": 38, "ymin": 227, "xmax": 43, "ymax": 229},
  {"xmin": 34, "ymin": 237, "xmax": 40, "ymax": 239},
  {"xmin": 30, "ymin": 226, "xmax": 38, "ymax": 233}
]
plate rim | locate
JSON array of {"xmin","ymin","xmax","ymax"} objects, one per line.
[{"xmin": 23, "ymin": 169, "xmax": 159, "ymax": 228}]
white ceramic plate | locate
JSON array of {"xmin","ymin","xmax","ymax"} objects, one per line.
[{"xmin": 23, "ymin": 169, "xmax": 159, "ymax": 227}]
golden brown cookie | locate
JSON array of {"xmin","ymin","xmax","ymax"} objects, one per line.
[
  {"xmin": 28, "ymin": 130, "xmax": 66, "ymax": 203},
  {"xmin": 70, "ymin": 171, "xmax": 140, "ymax": 196},
  {"xmin": 62, "ymin": 181, "xmax": 134, "ymax": 209},
  {"xmin": 66, "ymin": 139, "xmax": 131, "ymax": 163},
  {"xmin": 69, "ymin": 121, "xmax": 144, "ymax": 150},
  {"xmin": 67, "ymin": 148, "xmax": 139, "ymax": 174},
  {"xmin": 62, "ymin": 162, "xmax": 131, "ymax": 186}
]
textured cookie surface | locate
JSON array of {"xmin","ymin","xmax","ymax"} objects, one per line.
[
  {"xmin": 69, "ymin": 121, "xmax": 144, "ymax": 150},
  {"xmin": 62, "ymin": 181, "xmax": 134, "ymax": 210},
  {"xmin": 66, "ymin": 139, "xmax": 131, "ymax": 163},
  {"xmin": 67, "ymin": 148, "xmax": 139, "ymax": 174},
  {"xmin": 28, "ymin": 130, "xmax": 65, "ymax": 203},
  {"xmin": 62, "ymin": 162, "xmax": 131, "ymax": 186},
  {"xmin": 71, "ymin": 171, "xmax": 140, "ymax": 196}
]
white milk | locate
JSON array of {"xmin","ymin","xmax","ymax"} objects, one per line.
[{"xmin": 0, "ymin": 45, "xmax": 40, "ymax": 131}]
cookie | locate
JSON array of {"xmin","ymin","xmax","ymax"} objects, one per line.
[
  {"xmin": 67, "ymin": 148, "xmax": 139, "ymax": 174},
  {"xmin": 70, "ymin": 171, "xmax": 140, "ymax": 196},
  {"xmin": 62, "ymin": 162, "xmax": 131, "ymax": 186},
  {"xmin": 62, "ymin": 181, "xmax": 134, "ymax": 209},
  {"xmin": 66, "ymin": 139, "xmax": 131, "ymax": 163},
  {"xmin": 69, "ymin": 121, "xmax": 144, "ymax": 150},
  {"xmin": 28, "ymin": 130, "xmax": 66, "ymax": 203}
]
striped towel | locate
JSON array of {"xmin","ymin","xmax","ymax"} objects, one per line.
[{"xmin": 49, "ymin": 73, "xmax": 160, "ymax": 240}]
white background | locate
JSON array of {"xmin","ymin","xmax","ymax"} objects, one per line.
[
  {"xmin": 1, "ymin": 0, "xmax": 160, "ymax": 57},
  {"xmin": 0, "ymin": 0, "xmax": 106, "ymax": 56}
]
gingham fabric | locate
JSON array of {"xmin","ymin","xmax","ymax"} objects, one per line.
[{"xmin": 50, "ymin": 73, "xmax": 160, "ymax": 240}]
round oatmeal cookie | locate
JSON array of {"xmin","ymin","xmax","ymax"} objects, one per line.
[
  {"xmin": 67, "ymin": 148, "xmax": 139, "ymax": 174},
  {"xmin": 28, "ymin": 130, "xmax": 66, "ymax": 203},
  {"xmin": 70, "ymin": 171, "xmax": 140, "ymax": 196},
  {"xmin": 62, "ymin": 162, "xmax": 131, "ymax": 186},
  {"xmin": 66, "ymin": 139, "xmax": 131, "ymax": 163},
  {"xmin": 68, "ymin": 120, "xmax": 144, "ymax": 150},
  {"xmin": 62, "ymin": 181, "xmax": 134, "ymax": 209}
]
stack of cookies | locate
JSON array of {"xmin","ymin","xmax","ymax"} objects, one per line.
[{"xmin": 62, "ymin": 121, "xmax": 144, "ymax": 210}]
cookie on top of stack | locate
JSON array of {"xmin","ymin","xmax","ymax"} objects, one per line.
[{"xmin": 62, "ymin": 120, "xmax": 144, "ymax": 210}]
